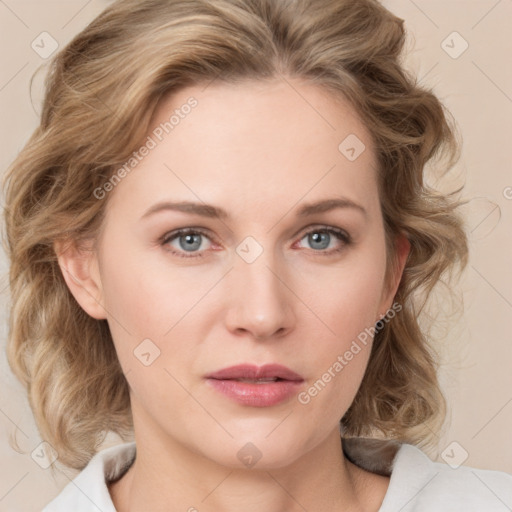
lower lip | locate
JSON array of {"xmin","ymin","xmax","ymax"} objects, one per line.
[{"xmin": 206, "ymin": 379, "xmax": 303, "ymax": 407}]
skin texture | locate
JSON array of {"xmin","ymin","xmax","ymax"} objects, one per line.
[{"xmin": 57, "ymin": 77, "xmax": 409, "ymax": 512}]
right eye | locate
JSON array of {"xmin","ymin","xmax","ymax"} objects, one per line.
[{"xmin": 161, "ymin": 228, "xmax": 215, "ymax": 258}]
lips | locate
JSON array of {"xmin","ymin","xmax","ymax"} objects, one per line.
[
  {"xmin": 206, "ymin": 364, "xmax": 304, "ymax": 382},
  {"xmin": 205, "ymin": 364, "xmax": 304, "ymax": 407}
]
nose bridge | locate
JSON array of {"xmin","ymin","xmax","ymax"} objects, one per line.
[{"xmin": 225, "ymin": 241, "xmax": 295, "ymax": 339}]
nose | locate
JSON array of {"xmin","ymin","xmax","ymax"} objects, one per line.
[{"xmin": 224, "ymin": 250, "xmax": 296, "ymax": 341}]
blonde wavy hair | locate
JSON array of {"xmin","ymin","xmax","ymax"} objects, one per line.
[{"xmin": 3, "ymin": 0, "xmax": 468, "ymax": 471}]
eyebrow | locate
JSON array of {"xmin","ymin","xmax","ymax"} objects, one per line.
[{"xmin": 140, "ymin": 197, "xmax": 367, "ymax": 220}]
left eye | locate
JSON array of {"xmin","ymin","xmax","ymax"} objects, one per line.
[{"xmin": 296, "ymin": 228, "xmax": 350, "ymax": 253}]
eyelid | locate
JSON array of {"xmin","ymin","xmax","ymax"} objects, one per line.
[
  {"xmin": 160, "ymin": 227, "xmax": 214, "ymax": 245},
  {"xmin": 295, "ymin": 224, "xmax": 351, "ymax": 242}
]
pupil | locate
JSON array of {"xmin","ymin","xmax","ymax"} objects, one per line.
[
  {"xmin": 310, "ymin": 232, "xmax": 329, "ymax": 250},
  {"xmin": 180, "ymin": 233, "xmax": 201, "ymax": 251}
]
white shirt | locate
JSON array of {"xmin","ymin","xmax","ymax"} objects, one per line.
[{"xmin": 42, "ymin": 437, "xmax": 512, "ymax": 511}]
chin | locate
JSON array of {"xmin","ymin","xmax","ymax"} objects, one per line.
[{"xmin": 196, "ymin": 425, "xmax": 315, "ymax": 471}]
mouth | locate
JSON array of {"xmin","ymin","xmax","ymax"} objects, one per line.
[
  {"xmin": 205, "ymin": 364, "xmax": 304, "ymax": 407},
  {"xmin": 206, "ymin": 363, "xmax": 304, "ymax": 382},
  {"xmin": 226, "ymin": 377, "xmax": 285, "ymax": 383}
]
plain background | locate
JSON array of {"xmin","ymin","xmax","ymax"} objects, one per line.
[{"xmin": 0, "ymin": 0, "xmax": 511, "ymax": 510}]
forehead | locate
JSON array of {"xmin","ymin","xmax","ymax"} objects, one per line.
[{"xmin": 105, "ymin": 77, "xmax": 380, "ymax": 222}]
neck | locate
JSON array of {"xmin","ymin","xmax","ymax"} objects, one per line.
[{"xmin": 109, "ymin": 426, "xmax": 388, "ymax": 512}]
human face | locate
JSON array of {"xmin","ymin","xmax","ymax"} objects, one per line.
[{"xmin": 94, "ymin": 78, "xmax": 397, "ymax": 469}]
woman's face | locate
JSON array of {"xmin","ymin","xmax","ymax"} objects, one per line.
[{"xmin": 76, "ymin": 78, "xmax": 405, "ymax": 469}]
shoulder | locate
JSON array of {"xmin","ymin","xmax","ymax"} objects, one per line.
[
  {"xmin": 386, "ymin": 443, "xmax": 512, "ymax": 511},
  {"xmin": 42, "ymin": 441, "xmax": 136, "ymax": 512},
  {"xmin": 343, "ymin": 437, "xmax": 512, "ymax": 512}
]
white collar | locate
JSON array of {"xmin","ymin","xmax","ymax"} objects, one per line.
[{"xmin": 42, "ymin": 437, "xmax": 439, "ymax": 511}]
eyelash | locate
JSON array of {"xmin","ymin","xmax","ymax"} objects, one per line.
[{"xmin": 160, "ymin": 226, "xmax": 352, "ymax": 259}]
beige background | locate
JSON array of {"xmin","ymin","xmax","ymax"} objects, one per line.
[{"xmin": 0, "ymin": 0, "xmax": 511, "ymax": 510}]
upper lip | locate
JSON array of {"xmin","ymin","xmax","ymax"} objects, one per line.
[{"xmin": 206, "ymin": 364, "xmax": 304, "ymax": 381}]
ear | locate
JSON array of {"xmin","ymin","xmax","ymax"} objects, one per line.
[
  {"xmin": 377, "ymin": 233, "xmax": 410, "ymax": 320},
  {"xmin": 54, "ymin": 239, "xmax": 107, "ymax": 320}
]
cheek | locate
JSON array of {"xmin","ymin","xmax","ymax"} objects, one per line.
[
  {"xmin": 291, "ymin": 240, "xmax": 387, "ymax": 407},
  {"xmin": 99, "ymin": 237, "xmax": 214, "ymax": 334},
  {"xmin": 97, "ymin": 240, "xmax": 219, "ymax": 388},
  {"xmin": 295, "ymin": 244, "xmax": 387, "ymax": 347},
  {"xmin": 294, "ymin": 273, "xmax": 379, "ymax": 426}
]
